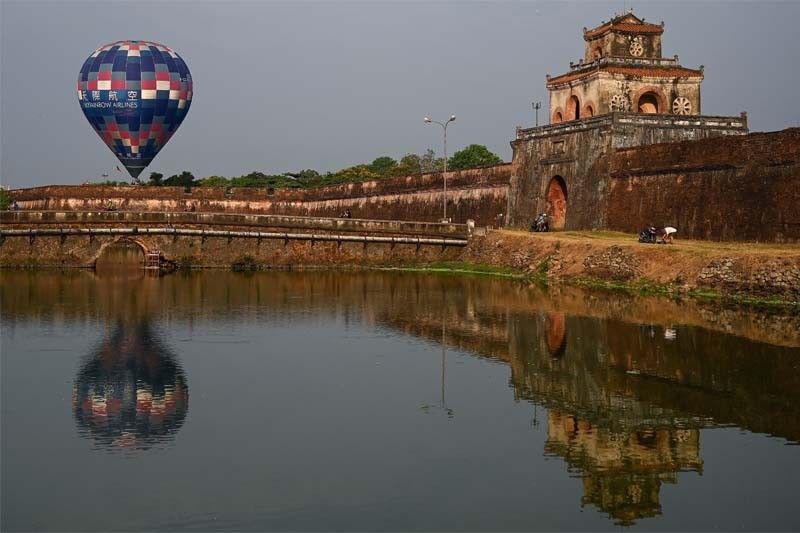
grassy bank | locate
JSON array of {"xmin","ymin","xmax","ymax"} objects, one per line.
[
  {"xmin": 378, "ymin": 261, "xmax": 522, "ymax": 278},
  {"xmin": 382, "ymin": 260, "xmax": 799, "ymax": 311}
]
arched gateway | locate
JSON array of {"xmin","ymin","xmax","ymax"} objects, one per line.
[{"xmin": 545, "ymin": 176, "xmax": 568, "ymax": 230}]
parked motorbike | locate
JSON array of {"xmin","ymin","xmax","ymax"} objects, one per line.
[
  {"xmin": 638, "ymin": 226, "xmax": 658, "ymax": 243},
  {"xmin": 530, "ymin": 213, "xmax": 549, "ymax": 232}
]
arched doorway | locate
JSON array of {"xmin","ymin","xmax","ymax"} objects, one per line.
[
  {"xmin": 637, "ymin": 92, "xmax": 659, "ymax": 114},
  {"xmin": 545, "ymin": 176, "xmax": 568, "ymax": 230}
]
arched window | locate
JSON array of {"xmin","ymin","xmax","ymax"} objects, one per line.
[
  {"xmin": 584, "ymin": 105, "xmax": 594, "ymax": 118},
  {"xmin": 553, "ymin": 111, "xmax": 563, "ymax": 124},
  {"xmin": 569, "ymin": 95, "xmax": 581, "ymax": 120},
  {"xmin": 638, "ymin": 92, "xmax": 659, "ymax": 114}
]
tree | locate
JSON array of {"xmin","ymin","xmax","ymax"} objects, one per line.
[
  {"xmin": 420, "ymin": 148, "xmax": 443, "ymax": 173},
  {"xmin": 397, "ymin": 153, "xmax": 422, "ymax": 176},
  {"xmin": 0, "ymin": 188, "xmax": 11, "ymax": 210},
  {"xmin": 200, "ymin": 175, "xmax": 229, "ymax": 187},
  {"xmin": 332, "ymin": 164, "xmax": 379, "ymax": 183},
  {"xmin": 147, "ymin": 172, "xmax": 164, "ymax": 186},
  {"xmin": 370, "ymin": 156, "xmax": 397, "ymax": 177},
  {"xmin": 163, "ymin": 171, "xmax": 198, "ymax": 188},
  {"xmin": 448, "ymin": 144, "xmax": 503, "ymax": 170}
]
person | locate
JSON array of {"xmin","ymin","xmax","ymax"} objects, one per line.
[
  {"xmin": 660, "ymin": 226, "xmax": 677, "ymax": 244},
  {"xmin": 11, "ymin": 201, "xmax": 20, "ymax": 211}
]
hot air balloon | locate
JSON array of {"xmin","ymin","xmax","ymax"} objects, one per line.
[{"xmin": 77, "ymin": 40, "xmax": 193, "ymax": 180}]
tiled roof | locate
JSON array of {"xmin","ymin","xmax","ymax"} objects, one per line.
[
  {"xmin": 547, "ymin": 65, "xmax": 702, "ymax": 86},
  {"xmin": 584, "ymin": 17, "xmax": 664, "ymax": 39}
]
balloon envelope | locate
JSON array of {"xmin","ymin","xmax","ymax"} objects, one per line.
[{"xmin": 77, "ymin": 40, "xmax": 193, "ymax": 179}]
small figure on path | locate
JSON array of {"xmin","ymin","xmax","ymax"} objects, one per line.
[{"xmin": 660, "ymin": 226, "xmax": 677, "ymax": 244}]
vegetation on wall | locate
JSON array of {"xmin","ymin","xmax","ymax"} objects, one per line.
[
  {"xmin": 0, "ymin": 188, "xmax": 11, "ymax": 210},
  {"xmin": 98, "ymin": 144, "xmax": 503, "ymax": 189}
]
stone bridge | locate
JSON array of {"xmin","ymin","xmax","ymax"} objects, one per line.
[{"xmin": 0, "ymin": 211, "xmax": 470, "ymax": 268}]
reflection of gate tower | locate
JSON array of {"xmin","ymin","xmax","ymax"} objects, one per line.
[
  {"xmin": 508, "ymin": 10, "xmax": 749, "ymax": 230},
  {"xmin": 545, "ymin": 410, "xmax": 703, "ymax": 526},
  {"xmin": 548, "ymin": 12, "xmax": 703, "ymax": 122}
]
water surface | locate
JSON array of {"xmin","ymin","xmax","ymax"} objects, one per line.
[{"xmin": 2, "ymin": 270, "xmax": 799, "ymax": 531}]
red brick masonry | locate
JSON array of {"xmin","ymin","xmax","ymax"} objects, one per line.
[{"xmin": 607, "ymin": 128, "xmax": 800, "ymax": 242}]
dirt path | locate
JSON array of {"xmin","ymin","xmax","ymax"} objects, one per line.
[{"xmin": 502, "ymin": 229, "xmax": 800, "ymax": 256}]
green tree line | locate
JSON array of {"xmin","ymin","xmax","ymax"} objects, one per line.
[{"xmin": 136, "ymin": 144, "xmax": 503, "ymax": 189}]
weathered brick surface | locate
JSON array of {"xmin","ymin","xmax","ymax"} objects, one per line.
[
  {"xmin": 607, "ymin": 128, "xmax": 800, "ymax": 242},
  {"xmin": 9, "ymin": 165, "xmax": 511, "ymax": 226},
  {"xmin": 508, "ymin": 113, "xmax": 748, "ymax": 231},
  {"xmin": 0, "ymin": 233, "xmax": 462, "ymax": 269}
]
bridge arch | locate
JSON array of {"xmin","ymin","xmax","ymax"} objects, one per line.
[{"xmin": 92, "ymin": 237, "xmax": 149, "ymax": 270}]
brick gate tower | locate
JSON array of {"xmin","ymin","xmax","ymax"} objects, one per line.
[
  {"xmin": 547, "ymin": 12, "xmax": 703, "ymax": 122},
  {"xmin": 508, "ymin": 10, "xmax": 749, "ymax": 231}
]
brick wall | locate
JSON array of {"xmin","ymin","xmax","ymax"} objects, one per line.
[
  {"xmin": 607, "ymin": 128, "xmax": 800, "ymax": 242},
  {"xmin": 10, "ymin": 165, "xmax": 511, "ymax": 226}
]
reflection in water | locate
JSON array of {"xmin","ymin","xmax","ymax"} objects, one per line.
[
  {"xmin": 72, "ymin": 320, "xmax": 188, "ymax": 451},
  {"xmin": 2, "ymin": 270, "xmax": 798, "ymax": 527},
  {"xmin": 420, "ymin": 319, "xmax": 454, "ymax": 418},
  {"xmin": 94, "ymin": 239, "xmax": 145, "ymax": 275},
  {"xmin": 545, "ymin": 410, "xmax": 702, "ymax": 526},
  {"xmin": 545, "ymin": 312, "xmax": 567, "ymax": 358},
  {"xmin": 372, "ymin": 275, "xmax": 799, "ymax": 525}
]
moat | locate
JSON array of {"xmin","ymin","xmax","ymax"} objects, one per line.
[{"xmin": 1, "ymin": 270, "xmax": 799, "ymax": 531}]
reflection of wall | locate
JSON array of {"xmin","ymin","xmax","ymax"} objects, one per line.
[
  {"xmin": 73, "ymin": 321, "xmax": 188, "ymax": 451},
  {"xmin": 545, "ymin": 410, "xmax": 702, "ymax": 526},
  {"xmin": 3, "ymin": 270, "xmax": 798, "ymax": 443}
]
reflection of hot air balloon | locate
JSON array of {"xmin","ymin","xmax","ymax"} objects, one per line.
[
  {"xmin": 77, "ymin": 40, "xmax": 193, "ymax": 180},
  {"xmin": 73, "ymin": 321, "xmax": 188, "ymax": 451}
]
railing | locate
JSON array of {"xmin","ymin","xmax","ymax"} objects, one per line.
[
  {"xmin": 0, "ymin": 211, "xmax": 469, "ymax": 239},
  {"xmin": 0, "ymin": 227, "xmax": 469, "ymax": 247},
  {"xmin": 566, "ymin": 55, "xmax": 681, "ymax": 72},
  {"xmin": 515, "ymin": 112, "xmax": 748, "ymax": 141}
]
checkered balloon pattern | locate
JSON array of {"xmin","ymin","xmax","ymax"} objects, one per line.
[{"xmin": 77, "ymin": 40, "xmax": 193, "ymax": 179}]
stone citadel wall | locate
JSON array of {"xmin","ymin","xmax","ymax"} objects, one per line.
[
  {"xmin": 508, "ymin": 112, "xmax": 750, "ymax": 231},
  {"xmin": 10, "ymin": 165, "xmax": 512, "ymax": 226},
  {"xmin": 606, "ymin": 128, "xmax": 800, "ymax": 242},
  {"xmin": 510, "ymin": 116, "xmax": 798, "ymax": 243},
  {"xmin": 7, "ymin": 127, "xmax": 799, "ymax": 242},
  {"xmin": 0, "ymin": 212, "xmax": 466, "ymax": 268}
]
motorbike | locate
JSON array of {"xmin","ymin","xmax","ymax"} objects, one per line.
[
  {"xmin": 530, "ymin": 213, "xmax": 549, "ymax": 232},
  {"xmin": 638, "ymin": 226, "xmax": 658, "ymax": 243}
]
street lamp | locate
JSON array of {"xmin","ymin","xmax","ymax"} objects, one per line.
[{"xmin": 424, "ymin": 114, "xmax": 456, "ymax": 222}]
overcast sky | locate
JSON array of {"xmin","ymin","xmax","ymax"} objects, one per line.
[{"xmin": 2, "ymin": 1, "xmax": 799, "ymax": 188}]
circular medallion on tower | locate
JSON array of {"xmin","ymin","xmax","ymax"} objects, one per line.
[
  {"xmin": 610, "ymin": 94, "xmax": 627, "ymax": 112},
  {"xmin": 629, "ymin": 38, "xmax": 644, "ymax": 57},
  {"xmin": 672, "ymin": 96, "xmax": 692, "ymax": 115}
]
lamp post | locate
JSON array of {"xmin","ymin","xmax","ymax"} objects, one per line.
[
  {"xmin": 424, "ymin": 115, "xmax": 456, "ymax": 222},
  {"xmin": 532, "ymin": 102, "xmax": 541, "ymax": 127}
]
